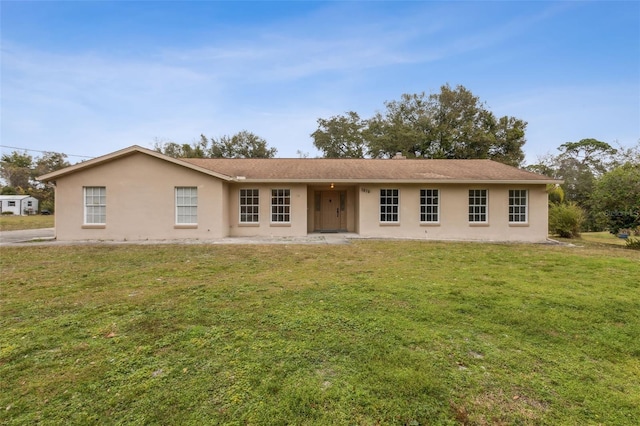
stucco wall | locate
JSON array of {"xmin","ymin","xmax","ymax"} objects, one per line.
[
  {"xmin": 227, "ymin": 183, "xmax": 308, "ymax": 237},
  {"xmin": 50, "ymin": 152, "xmax": 550, "ymax": 242},
  {"xmin": 53, "ymin": 153, "xmax": 227, "ymax": 241},
  {"xmin": 356, "ymin": 183, "xmax": 549, "ymax": 242}
]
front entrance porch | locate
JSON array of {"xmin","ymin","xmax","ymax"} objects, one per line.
[{"xmin": 312, "ymin": 188, "xmax": 353, "ymax": 233}]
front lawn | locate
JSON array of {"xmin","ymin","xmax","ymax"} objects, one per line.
[
  {"xmin": 0, "ymin": 214, "xmax": 54, "ymax": 232},
  {"xmin": 1, "ymin": 241, "xmax": 638, "ymax": 424}
]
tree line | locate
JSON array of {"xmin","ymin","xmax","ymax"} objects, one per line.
[
  {"xmin": 528, "ymin": 138, "xmax": 639, "ymax": 237},
  {"xmin": 311, "ymin": 84, "xmax": 526, "ymax": 166},
  {"xmin": 154, "ymin": 84, "xmax": 527, "ymax": 167}
]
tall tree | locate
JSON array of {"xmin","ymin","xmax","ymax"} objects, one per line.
[
  {"xmin": 557, "ymin": 138, "xmax": 617, "ymax": 176},
  {"xmin": 31, "ymin": 152, "xmax": 70, "ymax": 211},
  {"xmin": 1, "ymin": 150, "xmax": 70, "ymax": 212},
  {"xmin": 32, "ymin": 152, "xmax": 70, "ymax": 181},
  {"xmin": 316, "ymin": 84, "xmax": 527, "ymax": 165},
  {"xmin": 311, "ymin": 111, "xmax": 368, "ymax": 158},
  {"xmin": 555, "ymin": 139, "xmax": 617, "ymax": 206},
  {"xmin": 1, "ymin": 151, "xmax": 33, "ymax": 189},
  {"xmin": 527, "ymin": 138, "xmax": 623, "ymax": 232},
  {"xmin": 367, "ymin": 93, "xmax": 434, "ymax": 158},
  {"xmin": 590, "ymin": 162, "xmax": 640, "ymax": 234},
  {"xmin": 153, "ymin": 136, "xmax": 208, "ymax": 158},
  {"xmin": 209, "ymin": 131, "xmax": 277, "ymax": 158}
]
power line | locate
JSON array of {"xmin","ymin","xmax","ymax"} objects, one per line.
[{"xmin": 0, "ymin": 145, "xmax": 95, "ymax": 159}]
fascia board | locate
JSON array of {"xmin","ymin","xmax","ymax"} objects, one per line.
[
  {"xmin": 230, "ymin": 178, "xmax": 563, "ymax": 185},
  {"xmin": 38, "ymin": 145, "xmax": 234, "ymax": 182}
]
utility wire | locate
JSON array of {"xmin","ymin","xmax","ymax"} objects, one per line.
[{"xmin": 0, "ymin": 145, "xmax": 94, "ymax": 159}]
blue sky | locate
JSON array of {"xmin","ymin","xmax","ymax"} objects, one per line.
[{"xmin": 1, "ymin": 1, "xmax": 639, "ymax": 164}]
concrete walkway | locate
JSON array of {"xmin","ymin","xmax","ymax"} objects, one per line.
[{"xmin": 0, "ymin": 229, "xmax": 356, "ymax": 247}]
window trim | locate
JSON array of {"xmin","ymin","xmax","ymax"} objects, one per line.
[
  {"xmin": 239, "ymin": 188, "xmax": 260, "ymax": 225},
  {"xmin": 468, "ymin": 189, "xmax": 488, "ymax": 224},
  {"xmin": 380, "ymin": 188, "xmax": 400, "ymax": 224},
  {"xmin": 84, "ymin": 186, "xmax": 106, "ymax": 225},
  {"xmin": 420, "ymin": 189, "xmax": 440, "ymax": 224},
  {"xmin": 175, "ymin": 186, "xmax": 198, "ymax": 225},
  {"xmin": 270, "ymin": 188, "xmax": 291, "ymax": 224},
  {"xmin": 508, "ymin": 189, "xmax": 528, "ymax": 224}
]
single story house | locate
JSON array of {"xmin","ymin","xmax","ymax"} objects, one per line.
[
  {"xmin": 0, "ymin": 195, "xmax": 39, "ymax": 216},
  {"xmin": 38, "ymin": 145, "xmax": 561, "ymax": 243}
]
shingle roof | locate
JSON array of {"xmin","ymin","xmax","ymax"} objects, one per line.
[
  {"xmin": 37, "ymin": 145, "xmax": 559, "ymax": 184},
  {"xmin": 182, "ymin": 157, "xmax": 556, "ymax": 183},
  {"xmin": 0, "ymin": 195, "xmax": 32, "ymax": 200}
]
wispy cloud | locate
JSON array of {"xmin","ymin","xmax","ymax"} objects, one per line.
[{"xmin": 1, "ymin": 1, "xmax": 637, "ymax": 161}]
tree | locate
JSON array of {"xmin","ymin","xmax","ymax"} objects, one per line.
[
  {"xmin": 154, "ymin": 132, "xmax": 277, "ymax": 159},
  {"xmin": 1, "ymin": 151, "xmax": 33, "ymax": 189},
  {"xmin": 527, "ymin": 138, "xmax": 628, "ymax": 232},
  {"xmin": 311, "ymin": 111, "xmax": 368, "ymax": 158},
  {"xmin": 590, "ymin": 162, "xmax": 640, "ymax": 234},
  {"xmin": 366, "ymin": 93, "xmax": 434, "ymax": 158},
  {"xmin": 153, "ymin": 136, "xmax": 208, "ymax": 158},
  {"xmin": 0, "ymin": 150, "xmax": 70, "ymax": 213},
  {"xmin": 32, "ymin": 152, "xmax": 70, "ymax": 181},
  {"xmin": 314, "ymin": 84, "xmax": 527, "ymax": 165},
  {"xmin": 489, "ymin": 116, "xmax": 527, "ymax": 166},
  {"xmin": 209, "ymin": 131, "xmax": 276, "ymax": 158},
  {"xmin": 557, "ymin": 138, "xmax": 617, "ymax": 176},
  {"xmin": 31, "ymin": 152, "xmax": 70, "ymax": 212}
]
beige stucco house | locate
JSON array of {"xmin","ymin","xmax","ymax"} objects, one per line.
[{"xmin": 38, "ymin": 145, "xmax": 560, "ymax": 243}]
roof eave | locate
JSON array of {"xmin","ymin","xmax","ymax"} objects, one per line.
[
  {"xmin": 231, "ymin": 178, "xmax": 563, "ymax": 185},
  {"xmin": 37, "ymin": 145, "xmax": 234, "ymax": 182}
]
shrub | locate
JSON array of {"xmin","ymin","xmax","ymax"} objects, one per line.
[
  {"xmin": 1, "ymin": 211, "xmax": 14, "ymax": 215},
  {"xmin": 549, "ymin": 202, "xmax": 585, "ymax": 238},
  {"xmin": 625, "ymin": 237, "xmax": 640, "ymax": 250}
]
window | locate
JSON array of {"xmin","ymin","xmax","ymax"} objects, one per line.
[
  {"xmin": 176, "ymin": 187, "xmax": 197, "ymax": 224},
  {"xmin": 468, "ymin": 189, "xmax": 488, "ymax": 223},
  {"xmin": 509, "ymin": 190, "xmax": 528, "ymax": 223},
  {"xmin": 420, "ymin": 189, "xmax": 439, "ymax": 223},
  {"xmin": 380, "ymin": 189, "xmax": 399, "ymax": 222},
  {"xmin": 271, "ymin": 189, "xmax": 290, "ymax": 223},
  {"xmin": 240, "ymin": 189, "xmax": 260, "ymax": 223},
  {"xmin": 27, "ymin": 201, "xmax": 33, "ymax": 207},
  {"xmin": 85, "ymin": 187, "xmax": 106, "ymax": 224},
  {"xmin": 8, "ymin": 201, "xmax": 15, "ymax": 207}
]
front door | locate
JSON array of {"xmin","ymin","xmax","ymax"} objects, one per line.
[{"xmin": 320, "ymin": 191, "xmax": 345, "ymax": 231}]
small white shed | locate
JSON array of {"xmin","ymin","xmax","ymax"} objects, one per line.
[{"xmin": 0, "ymin": 195, "xmax": 39, "ymax": 215}]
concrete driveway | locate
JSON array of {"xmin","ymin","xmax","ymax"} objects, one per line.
[{"xmin": 0, "ymin": 228, "xmax": 55, "ymax": 246}]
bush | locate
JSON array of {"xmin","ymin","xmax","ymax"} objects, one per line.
[
  {"xmin": 625, "ymin": 237, "xmax": 640, "ymax": 250},
  {"xmin": 549, "ymin": 202, "xmax": 585, "ymax": 238},
  {"xmin": 1, "ymin": 211, "xmax": 14, "ymax": 215}
]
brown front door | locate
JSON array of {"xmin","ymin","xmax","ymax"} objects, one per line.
[{"xmin": 320, "ymin": 191, "xmax": 345, "ymax": 231}]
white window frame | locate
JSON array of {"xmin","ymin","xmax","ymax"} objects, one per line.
[
  {"xmin": 420, "ymin": 189, "xmax": 440, "ymax": 223},
  {"xmin": 239, "ymin": 189, "xmax": 260, "ymax": 224},
  {"xmin": 271, "ymin": 189, "xmax": 291, "ymax": 223},
  {"xmin": 84, "ymin": 186, "xmax": 106, "ymax": 224},
  {"xmin": 380, "ymin": 189, "xmax": 400, "ymax": 223},
  {"xmin": 175, "ymin": 187, "xmax": 198, "ymax": 225},
  {"xmin": 509, "ymin": 189, "xmax": 528, "ymax": 223},
  {"xmin": 468, "ymin": 189, "xmax": 488, "ymax": 223}
]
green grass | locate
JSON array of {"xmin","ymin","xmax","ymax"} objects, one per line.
[
  {"xmin": 580, "ymin": 231, "xmax": 627, "ymax": 246},
  {"xmin": 0, "ymin": 215, "xmax": 54, "ymax": 231},
  {"xmin": 1, "ymin": 241, "xmax": 639, "ymax": 425}
]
